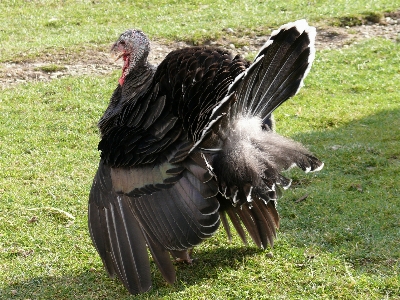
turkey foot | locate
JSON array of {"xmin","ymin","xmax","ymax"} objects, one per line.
[{"xmin": 170, "ymin": 249, "xmax": 194, "ymax": 264}]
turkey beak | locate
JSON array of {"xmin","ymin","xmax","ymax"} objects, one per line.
[
  {"xmin": 114, "ymin": 52, "xmax": 124, "ymax": 62},
  {"xmin": 111, "ymin": 42, "xmax": 123, "ymax": 61},
  {"xmin": 111, "ymin": 42, "xmax": 118, "ymax": 53}
]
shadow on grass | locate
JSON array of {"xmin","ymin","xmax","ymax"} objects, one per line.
[
  {"xmin": 280, "ymin": 108, "xmax": 400, "ymax": 264},
  {"xmin": 2, "ymin": 247, "xmax": 262, "ymax": 299},
  {"xmin": 3, "ymin": 108, "xmax": 399, "ymax": 299}
]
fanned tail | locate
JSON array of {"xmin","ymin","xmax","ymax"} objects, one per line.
[{"xmin": 197, "ymin": 20, "xmax": 322, "ymax": 249}]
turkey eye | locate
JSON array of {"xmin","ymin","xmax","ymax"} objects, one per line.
[{"xmin": 119, "ymin": 40, "xmax": 126, "ymax": 45}]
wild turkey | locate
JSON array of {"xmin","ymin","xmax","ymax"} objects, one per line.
[{"xmin": 88, "ymin": 19, "xmax": 323, "ymax": 295}]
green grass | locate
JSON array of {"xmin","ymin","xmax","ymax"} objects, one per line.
[
  {"xmin": 34, "ymin": 64, "xmax": 68, "ymax": 73},
  {"xmin": 1, "ymin": 1, "xmax": 400, "ymax": 299},
  {"xmin": 0, "ymin": 0, "xmax": 398, "ymax": 62}
]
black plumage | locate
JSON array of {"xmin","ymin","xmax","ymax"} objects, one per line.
[{"xmin": 88, "ymin": 20, "xmax": 324, "ymax": 294}]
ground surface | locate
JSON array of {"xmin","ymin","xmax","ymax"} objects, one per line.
[{"xmin": 1, "ymin": 14, "xmax": 399, "ymax": 89}]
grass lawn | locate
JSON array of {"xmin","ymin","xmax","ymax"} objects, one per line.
[
  {"xmin": 0, "ymin": 1, "xmax": 399, "ymax": 299},
  {"xmin": 0, "ymin": 0, "xmax": 399, "ymax": 62}
]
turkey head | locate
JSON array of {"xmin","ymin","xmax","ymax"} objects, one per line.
[{"xmin": 111, "ymin": 29, "xmax": 150, "ymax": 85}]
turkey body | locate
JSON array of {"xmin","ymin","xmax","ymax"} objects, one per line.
[{"xmin": 89, "ymin": 20, "xmax": 323, "ymax": 294}]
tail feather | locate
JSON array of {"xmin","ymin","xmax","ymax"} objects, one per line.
[
  {"xmin": 235, "ymin": 205, "xmax": 263, "ymax": 248},
  {"xmin": 252, "ymin": 198, "xmax": 278, "ymax": 241},
  {"xmin": 226, "ymin": 209, "xmax": 248, "ymax": 245},
  {"xmin": 219, "ymin": 211, "xmax": 233, "ymax": 241},
  {"xmin": 218, "ymin": 194, "xmax": 281, "ymax": 249},
  {"xmin": 232, "ymin": 19, "xmax": 316, "ymax": 121},
  {"xmin": 219, "ymin": 209, "xmax": 249, "ymax": 245},
  {"xmin": 244, "ymin": 202, "xmax": 275, "ymax": 248}
]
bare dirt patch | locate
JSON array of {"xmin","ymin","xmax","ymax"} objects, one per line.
[{"xmin": 1, "ymin": 15, "xmax": 399, "ymax": 89}]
